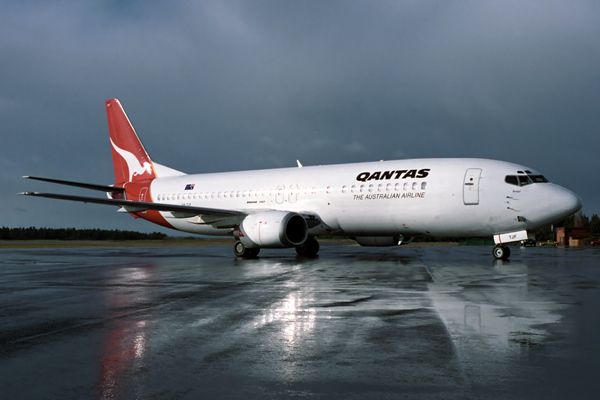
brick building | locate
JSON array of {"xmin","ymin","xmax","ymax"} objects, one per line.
[{"xmin": 556, "ymin": 227, "xmax": 591, "ymax": 247}]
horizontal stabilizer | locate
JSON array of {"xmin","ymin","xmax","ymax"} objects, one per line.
[
  {"xmin": 18, "ymin": 192, "xmax": 245, "ymax": 219},
  {"xmin": 23, "ymin": 176, "xmax": 125, "ymax": 193}
]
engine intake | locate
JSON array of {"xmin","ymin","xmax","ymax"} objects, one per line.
[{"xmin": 238, "ymin": 211, "xmax": 308, "ymax": 248}]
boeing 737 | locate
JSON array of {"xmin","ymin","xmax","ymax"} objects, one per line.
[{"xmin": 20, "ymin": 99, "xmax": 582, "ymax": 259}]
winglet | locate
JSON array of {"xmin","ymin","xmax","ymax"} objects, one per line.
[{"xmin": 297, "ymin": 160, "xmax": 303, "ymax": 168}]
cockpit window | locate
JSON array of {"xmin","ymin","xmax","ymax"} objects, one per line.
[
  {"xmin": 529, "ymin": 175, "xmax": 548, "ymax": 183},
  {"xmin": 518, "ymin": 175, "xmax": 532, "ymax": 186},
  {"xmin": 505, "ymin": 175, "xmax": 549, "ymax": 186}
]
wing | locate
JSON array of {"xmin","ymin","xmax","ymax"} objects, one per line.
[
  {"xmin": 18, "ymin": 192, "xmax": 246, "ymax": 225},
  {"xmin": 23, "ymin": 176, "xmax": 125, "ymax": 193},
  {"xmin": 20, "ymin": 176, "xmax": 318, "ymax": 230}
]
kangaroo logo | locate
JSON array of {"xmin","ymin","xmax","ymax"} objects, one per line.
[{"xmin": 110, "ymin": 138, "xmax": 153, "ymax": 181}]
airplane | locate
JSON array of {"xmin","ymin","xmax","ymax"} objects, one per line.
[{"xmin": 20, "ymin": 99, "xmax": 583, "ymax": 260}]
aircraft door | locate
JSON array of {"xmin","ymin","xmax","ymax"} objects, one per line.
[
  {"xmin": 276, "ymin": 185, "xmax": 285, "ymax": 204},
  {"xmin": 463, "ymin": 168, "xmax": 481, "ymax": 205},
  {"xmin": 288, "ymin": 184, "xmax": 298, "ymax": 204},
  {"xmin": 139, "ymin": 187, "xmax": 148, "ymax": 202}
]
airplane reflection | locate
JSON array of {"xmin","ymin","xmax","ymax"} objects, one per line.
[
  {"xmin": 427, "ymin": 258, "xmax": 565, "ymax": 376},
  {"xmin": 97, "ymin": 263, "xmax": 156, "ymax": 400},
  {"xmin": 254, "ymin": 287, "xmax": 317, "ymax": 351}
]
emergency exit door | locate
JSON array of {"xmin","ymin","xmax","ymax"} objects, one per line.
[{"xmin": 463, "ymin": 168, "xmax": 481, "ymax": 205}]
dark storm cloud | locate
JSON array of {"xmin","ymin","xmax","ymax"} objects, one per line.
[{"xmin": 2, "ymin": 0, "xmax": 599, "ymax": 231}]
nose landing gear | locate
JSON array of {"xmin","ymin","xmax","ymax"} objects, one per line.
[{"xmin": 493, "ymin": 244, "xmax": 511, "ymax": 260}]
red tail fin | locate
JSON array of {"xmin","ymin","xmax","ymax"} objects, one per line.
[{"xmin": 106, "ymin": 99, "xmax": 156, "ymax": 185}]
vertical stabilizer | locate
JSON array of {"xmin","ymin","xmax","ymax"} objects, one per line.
[{"xmin": 106, "ymin": 99, "xmax": 156, "ymax": 185}]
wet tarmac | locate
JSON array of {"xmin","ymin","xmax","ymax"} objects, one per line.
[{"xmin": 1, "ymin": 244, "xmax": 599, "ymax": 399}]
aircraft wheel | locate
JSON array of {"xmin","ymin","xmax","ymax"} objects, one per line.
[
  {"xmin": 493, "ymin": 244, "xmax": 511, "ymax": 260},
  {"xmin": 234, "ymin": 241, "xmax": 248, "ymax": 257},
  {"xmin": 296, "ymin": 237, "xmax": 319, "ymax": 257},
  {"xmin": 234, "ymin": 241, "xmax": 260, "ymax": 258}
]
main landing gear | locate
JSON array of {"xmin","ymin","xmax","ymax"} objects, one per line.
[
  {"xmin": 234, "ymin": 241, "xmax": 260, "ymax": 258},
  {"xmin": 295, "ymin": 237, "xmax": 320, "ymax": 257},
  {"xmin": 233, "ymin": 237, "xmax": 320, "ymax": 258},
  {"xmin": 493, "ymin": 244, "xmax": 511, "ymax": 260}
]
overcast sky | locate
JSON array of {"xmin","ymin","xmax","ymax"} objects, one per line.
[{"xmin": 2, "ymin": 0, "xmax": 599, "ymax": 234}]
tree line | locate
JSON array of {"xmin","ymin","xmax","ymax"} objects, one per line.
[
  {"xmin": 0, "ymin": 227, "xmax": 167, "ymax": 241},
  {"xmin": 533, "ymin": 212, "xmax": 599, "ymax": 242}
]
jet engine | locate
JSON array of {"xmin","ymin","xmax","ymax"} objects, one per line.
[{"xmin": 237, "ymin": 211, "xmax": 308, "ymax": 248}]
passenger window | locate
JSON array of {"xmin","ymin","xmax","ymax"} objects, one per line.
[
  {"xmin": 342, "ymin": 186, "xmax": 347, "ymax": 193},
  {"xmin": 326, "ymin": 186, "xmax": 331, "ymax": 194},
  {"xmin": 368, "ymin": 184, "xmax": 374, "ymax": 192},
  {"xmin": 412, "ymin": 182, "xmax": 418, "ymax": 190},
  {"xmin": 395, "ymin": 183, "xmax": 400, "ymax": 191},
  {"xmin": 403, "ymin": 182, "xmax": 408, "ymax": 190},
  {"xmin": 351, "ymin": 185, "xmax": 356, "ymax": 193},
  {"xmin": 360, "ymin": 185, "xmax": 365, "ymax": 193},
  {"xmin": 378, "ymin": 184, "xmax": 383, "ymax": 192},
  {"xmin": 421, "ymin": 182, "xmax": 427, "ymax": 190},
  {"xmin": 386, "ymin": 183, "xmax": 392, "ymax": 191},
  {"xmin": 249, "ymin": 190, "xmax": 254, "ymax": 197}
]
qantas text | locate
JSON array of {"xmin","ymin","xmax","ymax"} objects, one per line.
[{"xmin": 356, "ymin": 169, "xmax": 430, "ymax": 182}]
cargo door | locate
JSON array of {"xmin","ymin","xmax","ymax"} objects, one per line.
[{"xmin": 463, "ymin": 168, "xmax": 481, "ymax": 205}]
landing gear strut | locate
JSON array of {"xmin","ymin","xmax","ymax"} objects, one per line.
[
  {"xmin": 234, "ymin": 241, "xmax": 260, "ymax": 258},
  {"xmin": 493, "ymin": 244, "xmax": 511, "ymax": 260},
  {"xmin": 296, "ymin": 237, "xmax": 320, "ymax": 257}
]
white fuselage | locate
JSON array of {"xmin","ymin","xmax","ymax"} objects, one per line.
[{"xmin": 145, "ymin": 158, "xmax": 581, "ymax": 239}]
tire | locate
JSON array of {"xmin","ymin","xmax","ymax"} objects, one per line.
[
  {"xmin": 493, "ymin": 244, "xmax": 510, "ymax": 260},
  {"xmin": 296, "ymin": 237, "xmax": 319, "ymax": 256},
  {"xmin": 234, "ymin": 241, "xmax": 247, "ymax": 257},
  {"xmin": 234, "ymin": 241, "xmax": 260, "ymax": 258}
]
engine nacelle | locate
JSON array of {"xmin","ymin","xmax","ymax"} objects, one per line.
[
  {"xmin": 354, "ymin": 236, "xmax": 401, "ymax": 247},
  {"xmin": 399, "ymin": 236, "xmax": 414, "ymax": 245},
  {"xmin": 237, "ymin": 211, "xmax": 308, "ymax": 248}
]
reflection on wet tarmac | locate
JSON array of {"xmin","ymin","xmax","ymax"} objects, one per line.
[
  {"xmin": 1, "ymin": 245, "xmax": 599, "ymax": 399},
  {"xmin": 98, "ymin": 263, "xmax": 156, "ymax": 399},
  {"xmin": 255, "ymin": 289, "xmax": 317, "ymax": 353}
]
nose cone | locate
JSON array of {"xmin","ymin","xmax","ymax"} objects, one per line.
[
  {"xmin": 550, "ymin": 185, "xmax": 583, "ymax": 221},
  {"xmin": 561, "ymin": 188, "xmax": 583, "ymax": 215}
]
